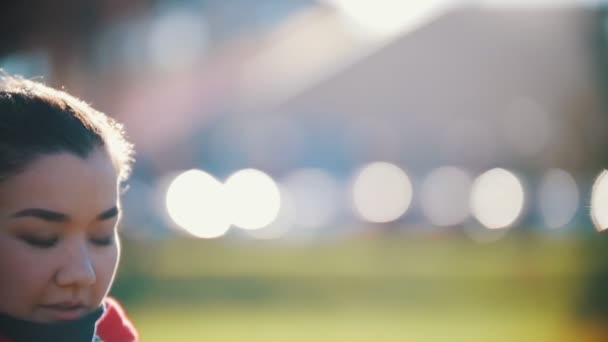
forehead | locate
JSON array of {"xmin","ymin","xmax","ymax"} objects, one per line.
[{"xmin": 0, "ymin": 149, "xmax": 118, "ymax": 220}]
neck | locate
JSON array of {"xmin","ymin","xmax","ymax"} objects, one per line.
[{"xmin": 0, "ymin": 305, "xmax": 105, "ymax": 342}]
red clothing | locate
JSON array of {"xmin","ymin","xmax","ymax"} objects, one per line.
[
  {"xmin": 0, "ymin": 297, "xmax": 137, "ymax": 341},
  {"xmin": 97, "ymin": 297, "xmax": 139, "ymax": 342}
]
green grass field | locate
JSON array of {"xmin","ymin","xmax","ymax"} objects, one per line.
[{"xmin": 111, "ymin": 231, "xmax": 607, "ymax": 341}]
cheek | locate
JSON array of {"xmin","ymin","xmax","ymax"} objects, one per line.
[
  {"xmin": 0, "ymin": 236, "xmax": 54, "ymax": 317},
  {"xmin": 92, "ymin": 242, "xmax": 120, "ymax": 298}
]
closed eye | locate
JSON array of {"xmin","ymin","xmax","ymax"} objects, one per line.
[
  {"xmin": 90, "ymin": 235, "xmax": 115, "ymax": 247},
  {"xmin": 20, "ymin": 235, "xmax": 58, "ymax": 248}
]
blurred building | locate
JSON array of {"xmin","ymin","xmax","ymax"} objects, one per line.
[{"xmin": 1, "ymin": 1, "xmax": 607, "ymax": 238}]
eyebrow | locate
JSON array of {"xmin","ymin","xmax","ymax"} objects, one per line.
[{"xmin": 10, "ymin": 206, "xmax": 119, "ymax": 222}]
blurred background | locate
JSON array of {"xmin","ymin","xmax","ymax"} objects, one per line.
[{"xmin": 4, "ymin": 0, "xmax": 608, "ymax": 340}]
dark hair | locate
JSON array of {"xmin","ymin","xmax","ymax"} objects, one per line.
[{"xmin": 0, "ymin": 73, "xmax": 134, "ymax": 183}]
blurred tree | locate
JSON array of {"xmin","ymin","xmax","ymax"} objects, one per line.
[
  {"xmin": 576, "ymin": 7, "xmax": 608, "ymax": 341},
  {"xmin": 0, "ymin": 0, "xmax": 148, "ymax": 82}
]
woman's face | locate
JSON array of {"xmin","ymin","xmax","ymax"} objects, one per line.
[{"xmin": 0, "ymin": 148, "xmax": 121, "ymax": 323}]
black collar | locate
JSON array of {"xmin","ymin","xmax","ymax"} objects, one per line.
[{"xmin": 0, "ymin": 305, "xmax": 105, "ymax": 342}]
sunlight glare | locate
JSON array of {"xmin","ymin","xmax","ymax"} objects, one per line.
[{"xmin": 325, "ymin": 0, "xmax": 449, "ymax": 39}]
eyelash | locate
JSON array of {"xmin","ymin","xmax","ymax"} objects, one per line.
[
  {"xmin": 20, "ymin": 235, "xmax": 115, "ymax": 248},
  {"xmin": 21, "ymin": 236, "xmax": 58, "ymax": 248},
  {"xmin": 90, "ymin": 235, "xmax": 115, "ymax": 246}
]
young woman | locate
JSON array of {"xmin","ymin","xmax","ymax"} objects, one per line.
[{"xmin": 0, "ymin": 74, "xmax": 138, "ymax": 341}]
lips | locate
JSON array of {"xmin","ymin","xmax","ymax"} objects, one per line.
[{"xmin": 39, "ymin": 302, "xmax": 88, "ymax": 321}]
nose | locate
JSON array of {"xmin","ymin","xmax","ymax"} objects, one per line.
[{"xmin": 54, "ymin": 238, "xmax": 96, "ymax": 288}]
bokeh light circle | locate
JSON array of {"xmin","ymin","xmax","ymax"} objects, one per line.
[
  {"xmin": 538, "ymin": 169, "xmax": 579, "ymax": 229},
  {"xmin": 282, "ymin": 168, "xmax": 340, "ymax": 229},
  {"xmin": 244, "ymin": 185, "xmax": 295, "ymax": 240},
  {"xmin": 352, "ymin": 162, "xmax": 412, "ymax": 223},
  {"xmin": 420, "ymin": 166, "xmax": 472, "ymax": 227},
  {"xmin": 224, "ymin": 168, "xmax": 281, "ymax": 230},
  {"xmin": 591, "ymin": 170, "xmax": 608, "ymax": 231},
  {"xmin": 470, "ymin": 168, "xmax": 524, "ymax": 229},
  {"xmin": 165, "ymin": 169, "xmax": 230, "ymax": 238}
]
